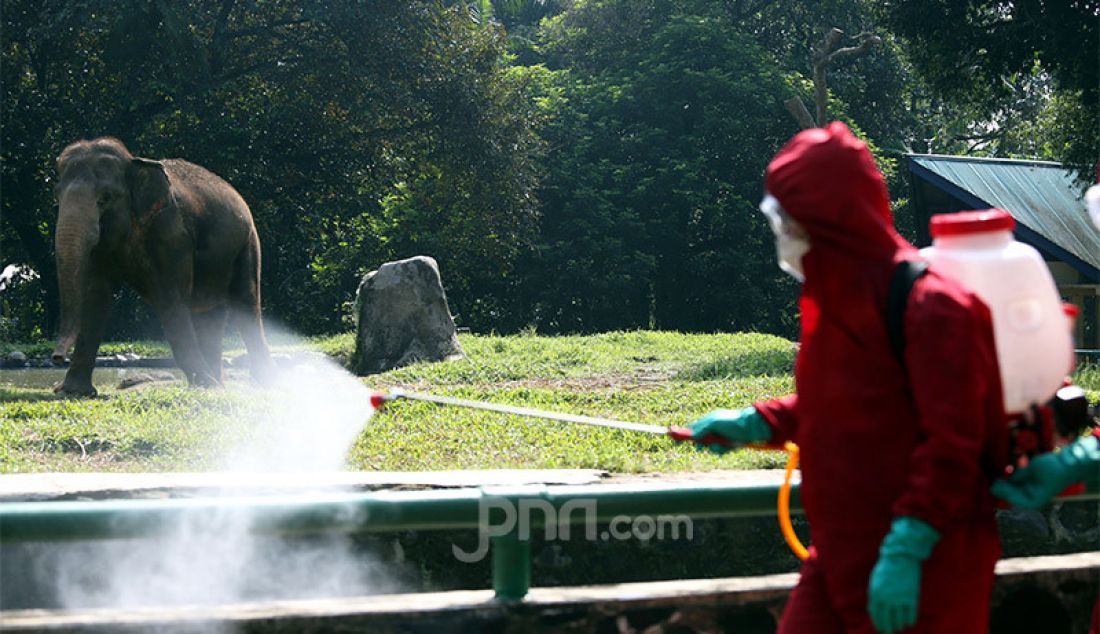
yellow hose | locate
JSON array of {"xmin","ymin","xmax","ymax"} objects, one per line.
[{"xmin": 779, "ymin": 441, "xmax": 809, "ymax": 560}]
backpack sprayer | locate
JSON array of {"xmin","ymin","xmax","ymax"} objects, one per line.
[{"xmin": 919, "ymin": 210, "xmax": 1096, "ymax": 473}]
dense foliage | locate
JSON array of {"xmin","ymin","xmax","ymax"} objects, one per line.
[
  {"xmin": 520, "ymin": 2, "xmax": 802, "ymax": 332},
  {"xmin": 879, "ymin": 0, "xmax": 1099, "ymax": 173},
  {"xmin": 0, "ymin": 331, "xmax": 799, "ymax": 473},
  {"xmin": 2, "ymin": 0, "xmax": 540, "ymax": 337},
  {"xmin": 2, "ymin": 0, "xmax": 1093, "ymax": 342}
]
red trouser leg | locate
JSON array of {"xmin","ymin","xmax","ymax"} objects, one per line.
[
  {"xmin": 911, "ymin": 521, "xmax": 1000, "ymax": 633},
  {"xmin": 778, "ymin": 549, "xmax": 847, "ymax": 634},
  {"xmin": 780, "ymin": 524, "xmax": 999, "ymax": 634}
]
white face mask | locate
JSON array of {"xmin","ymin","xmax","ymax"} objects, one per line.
[
  {"xmin": 1086, "ymin": 184, "xmax": 1100, "ymax": 232},
  {"xmin": 760, "ymin": 194, "xmax": 810, "ymax": 282}
]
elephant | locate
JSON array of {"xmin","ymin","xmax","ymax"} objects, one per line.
[{"xmin": 51, "ymin": 137, "xmax": 273, "ymax": 396}]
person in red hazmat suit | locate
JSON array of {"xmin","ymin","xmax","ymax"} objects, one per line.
[{"xmin": 690, "ymin": 122, "xmax": 1008, "ymax": 633}]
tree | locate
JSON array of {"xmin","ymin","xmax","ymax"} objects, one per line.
[
  {"xmin": 1, "ymin": 0, "xmax": 541, "ymax": 338},
  {"xmin": 782, "ymin": 27, "xmax": 880, "ymax": 129},
  {"xmin": 524, "ymin": 0, "xmax": 806, "ymax": 334},
  {"xmin": 2, "ymin": 1, "xmax": 108, "ymax": 340},
  {"xmin": 879, "ymin": 0, "xmax": 1099, "ymax": 174},
  {"xmin": 738, "ymin": 0, "xmax": 910, "ymax": 150}
]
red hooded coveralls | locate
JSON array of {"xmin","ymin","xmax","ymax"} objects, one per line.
[{"xmin": 755, "ymin": 123, "xmax": 1008, "ymax": 633}]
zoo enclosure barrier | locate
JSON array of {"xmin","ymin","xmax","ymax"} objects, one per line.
[{"xmin": 0, "ymin": 478, "xmax": 1096, "ymax": 601}]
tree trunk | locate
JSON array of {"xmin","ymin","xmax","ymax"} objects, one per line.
[
  {"xmin": 783, "ymin": 28, "xmax": 880, "ymax": 130},
  {"xmin": 784, "ymin": 97, "xmax": 816, "ymax": 130}
]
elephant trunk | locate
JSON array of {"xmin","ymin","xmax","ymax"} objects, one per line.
[{"xmin": 52, "ymin": 187, "xmax": 100, "ymax": 363}]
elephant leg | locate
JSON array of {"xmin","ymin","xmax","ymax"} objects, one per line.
[
  {"xmin": 54, "ymin": 276, "xmax": 113, "ymax": 397},
  {"xmin": 230, "ymin": 303, "xmax": 273, "ymax": 384},
  {"xmin": 154, "ymin": 299, "xmax": 220, "ymax": 388},
  {"xmin": 192, "ymin": 306, "xmax": 226, "ymax": 384},
  {"xmin": 228, "ymin": 240, "xmax": 273, "ymax": 384}
]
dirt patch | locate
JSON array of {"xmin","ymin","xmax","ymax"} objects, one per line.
[
  {"xmin": 117, "ymin": 371, "xmax": 178, "ymax": 390},
  {"xmin": 602, "ymin": 469, "xmax": 787, "ymax": 486},
  {"xmin": 434, "ymin": 372, "xmax": 677, "ymax": 393}
]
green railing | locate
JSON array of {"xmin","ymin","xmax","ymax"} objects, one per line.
[
  {"xmin": 0, "ymin": 480, "xmax": 800, "ymax": 599},
  {"xmin": 1, "ymin": 481, "xmax": 1095, "ymax": 599}
]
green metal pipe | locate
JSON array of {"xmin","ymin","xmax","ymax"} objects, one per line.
[
  {"xmin": 2, "ymin": 483, "xmax": 1096, "ymax": 544},
  {"xmin": 1, "ymin": 481, "xmax": 1095, "ymax": 602},
  {"xmin": 0, "ymin": 482, "xmax": 798, "ymax": 542},
  {"xmin": 0, "ymin": 489, "xmax": 474, "ymax": 542},
  {"xmin": 491, "ymin": 531, "xmax": 531, "ymax": 600}
]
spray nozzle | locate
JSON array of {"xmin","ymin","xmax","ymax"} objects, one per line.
[{"xmin": 369, "ymin": 389, "xmax": 406, "ymax": 409}]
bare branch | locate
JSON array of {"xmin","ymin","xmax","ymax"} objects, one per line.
[
  {"xmin": 811, "ymin": 28, "xmax": 880, "ymax": 125},
  {"xmin": 826, "ymin": 32, "xmax": 882, "ymax": 64},
  {"xmin": 811, "ymin": 29, "xmax": 842, "ymax": 126},
  {"xmin": 814, "ymin": 27, "xmax": 844, "ymax": 59},
  {"xmin": 965, "ymin": 137, "xmax": 995, "ymax": 154},
  {"xmin": 952, "ymin": 133, "xmax": 1002, "ymax": 142},
  {"xmin": 784, "ymin": 97, "xmax": 816, "ymax": 129}
]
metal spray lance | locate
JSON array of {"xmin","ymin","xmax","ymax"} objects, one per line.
[
  {"xmin": 369, "ymin": 389, "xmax": 810, "ymax": 560},
  {"xmin": 369, "ymin": 389, "xmax": 734, "ymax": 447}
]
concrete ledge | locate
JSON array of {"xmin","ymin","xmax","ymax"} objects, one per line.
[
  {"xmin": 991, "ymin": 552, "xmax": 1100, "ymax": 634},
  {"xmin": 994, "ymin": 551, "xmax": 1100, "ymax": 577},
  {"xmin": 0, "ymin": 574, "xmax": 797, "ymax": 633},
  {"xmin": 0, "ymin": 470, "xmax": 800, "ymax": 502},
  {"xmin": 2, "ymin": 553, "xmax": 1096, "ymax": 633},
  {"xmin": 0, "ymin": 470, "xmax": 611, "ymax": 501}
]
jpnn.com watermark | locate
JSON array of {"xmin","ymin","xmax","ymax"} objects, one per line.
[{"xmin": 453, "ymin": 496, "xmax": 693, "ymax": 563}]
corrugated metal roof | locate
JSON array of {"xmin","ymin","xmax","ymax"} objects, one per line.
[{"xmin": 908, "ymin": 155, "xmax": 1099, "ymax": 274}]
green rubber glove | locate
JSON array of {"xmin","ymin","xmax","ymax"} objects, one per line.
[
  {"xmin": 867, "ymin": 516, "xmax": 941, "ymax": 634},
  {"xmin": 992, "ymin": 435, "xmax": 1100, "ymax": 509},
  {"xmin": 688, "ymin": 407, "xmax": 771, "ymax": 454}
]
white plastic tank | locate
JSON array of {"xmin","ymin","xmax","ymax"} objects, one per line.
[
  {"xmin": 919, "ymin": 209, "xmax": 1075, "ymax": 414},
  {"xmin": 1086, "ymin": 183, "xmax": 1100, "ymax": 231}
]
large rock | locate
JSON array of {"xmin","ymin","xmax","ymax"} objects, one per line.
[
  {"xmin": 353, "ymin": 256, "xmax": 465, "ymax": 375},
  {"xmin": 3, "ymin": 351, "xmax": 28, "ymax": 368}
]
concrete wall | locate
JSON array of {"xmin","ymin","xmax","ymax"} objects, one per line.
[{"xmin": 2, "ymin": 552, "xmax": 1096, "ymax": 634}]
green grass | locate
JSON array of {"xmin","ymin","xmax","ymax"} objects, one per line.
[
  {"xmin": 0, "ymin": 384, "xmax": 259, "ymax": 472},
  {"xmin": 3, "ymin": 330, "xmax": 1094, "ymax": 475},
  {"xmin": 350, "ymin": 381, "xmax": 792, "ymax": 473},
  {"xmin": 373, "ymin": 331, "xmax": 795, "ymax": 386},
  {"xmin": 0, "ymin": 331, "xmax": 352, "ymax": 361},
  {"xmin": 0, "ymin": 340, "xmax": 173, "ymax": 359},
  {"xmin": 1073, "ymin": 361, "xmax": 1100, "ymax": 395},
  {"xmin": 0, "ymin": 331, "xmax": 796, "ymax": 474}
]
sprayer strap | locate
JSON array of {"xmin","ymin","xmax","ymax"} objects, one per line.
[{"xmin": 886, "ymin": 259, "xmax": 930, "ymax": 363}]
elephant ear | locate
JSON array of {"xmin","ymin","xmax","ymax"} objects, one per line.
[{"xmin": 126, "ymin": 158, "xmax": 170, "ymax": 219}]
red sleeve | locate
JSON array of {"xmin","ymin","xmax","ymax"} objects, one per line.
[
  {"xmin": 892, "ymin": 276, "xmax": 1000, "ymax": 531},
  {"xmin": 754, "ymin": 393, "xmax": 799, "ymax": 446}
]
